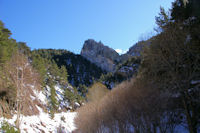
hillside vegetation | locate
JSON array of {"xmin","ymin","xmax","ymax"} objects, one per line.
[
  {"xmin": 75, "ymin": 0, "xmax": 200, "ymax": 133},
  {"xmin": 0, "ymin": 19, "xmax": 84, "ymax": 131}
]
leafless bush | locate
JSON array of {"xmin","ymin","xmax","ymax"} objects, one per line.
[
  {"xmin": 86, "ymin": 82, "xmax": 109, "ymax": 102},
  {"xmin": 75, "ymin": 78, "xmax": 180, "ymax": 133}
]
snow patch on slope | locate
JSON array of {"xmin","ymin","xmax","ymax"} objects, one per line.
[
  {"xmin": 33, "ymin": 89, "xmax": 47, "ymax": 105},
  {"xmin": 0, "ymin": 106, "xmax": 77, "ymax": 133},
  {"xmin": 0, "ymin": 83, "xmax": 78, "ymax": 133}
]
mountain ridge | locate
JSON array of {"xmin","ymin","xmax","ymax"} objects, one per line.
[{"xmin": 80, "ymin": 39, "xmax": 146, "ymax": 72}]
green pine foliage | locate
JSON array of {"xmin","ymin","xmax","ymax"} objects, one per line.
[
  {"xmin": 0, "ymin": 21, "xmax": 17, "ymax": 65},
  {"xmin": 64, "ymin": 89, "xmax": 76, "ymax": 103},
  {"xmin": 48, "ymin": 60, "xmax": 60, "ymax": 80},
  {"xmin": 47, "ymin": 78, "xmax": 59, "ymax": 117},
  {"xmin": 64, "ymin": 87, "xmax": 84, "ymax": 108},
  {"xmin": 32, "ymin": 49, "xmax": 106, "ymax": 87},
  {"xmin": 1, "ymin": 121, "xmax": 20, "ymax": 133},
  {"xmin": 17, "ymin": 42, "xmax": 31, "ymax": 57},
  {"xmin": 31, "ymin": 54, "xmax": 47, "ymax": 86},
  {"xmin": 0, "ymin": 21, "xmax": 18, "ymax": 111},
  {"xmin": 50, "ymin": 86, "xmax": 58, "ymax": 110},
  {"xmin": 31, "ymin": 49, "xmax": 85, "ymax": 109},
  {"xmin": 77, "ymin": 84, "xmax": 88, "ymax": 97},
  {"xmin": 60, "ymin": 65, "xmax": 68, "ymax": 83}
]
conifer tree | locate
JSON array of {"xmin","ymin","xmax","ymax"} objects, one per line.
[
  {"xmin": 0, "ymin": 21, "xmax": 17, "ymax": 65},
  {"xmin": 31, "ymin": 54, "xmax": 47, "ymax": 85},
  {"xmin": 60, "ymin": 65, "xmax": 68, "ymax": 83}
]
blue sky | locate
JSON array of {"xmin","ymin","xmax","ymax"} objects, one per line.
[{"xmin": 0, "ymin": 0, "xmax": 174, "ymax": 54}]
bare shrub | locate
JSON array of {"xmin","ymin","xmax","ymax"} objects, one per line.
[
  {"xmin": 75, "ymin": 79, "xmax": 138, "ymax": 132},
  {"xmin": 86, "ymin": 82, "xmax": 109, "ymax": 102},
  {"xmin": 0, "ymin": 52, "xmax": 45, "ymax": 128},
  {"xmin": 75, "ymin": 101, "xmax": 101, "ymax": 133},
  {"xmin": 75, "ymin": 78, "xmax": 180, "ymax": 133},
  {"xmin": 6, "ymin": 52, "xmax": 42, "ymax": 115}
]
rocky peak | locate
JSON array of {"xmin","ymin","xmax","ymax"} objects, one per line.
[{"xmin": 81, "ymin": 39, "xmax": 120, "ymax": 72}]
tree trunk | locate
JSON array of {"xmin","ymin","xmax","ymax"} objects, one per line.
[
  {"xmin": 0, "ymin": 104, "xmax": 2, "ymax": 117},
  {"xmin": 153, "ymin": 123, "xmax": 157, "ymax": 133},
  {"xmin": 182, "ymin": 95, "xmax": 197, "ymax": 133}
]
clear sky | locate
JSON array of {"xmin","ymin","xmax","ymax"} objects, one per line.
[{"xmin": 0, "ymin": 0, "xmax": 174, "ymax": 54}]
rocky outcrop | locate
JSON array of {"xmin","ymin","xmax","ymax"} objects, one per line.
[
  {"xmin": 81, "ymin": 39, "xmax": 120, "ymax": 72},
  {"xmin": 80, "ymin": 38, "xmax": 151, "ymax": 72},
  {"xmin": 126, "ymin": 40, "xmax": 151, "ymax": 57}
]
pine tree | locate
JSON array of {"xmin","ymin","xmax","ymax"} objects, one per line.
[
  {"xmin": 64, "ymin": 89, "xmax": 75, "ymax": 103},
  {"xmin": 0, "ymin": 21, "xmax": 17, "ymax": 65},
  {"xmin": 31, "ymin": 54, "xmax": 47, "ymax": 86},
  {"xmin": 17, "ymin": 42, "xmax": 31, "ymax": 57},
  {"xmin": 48, "ymin": 78, "xmax": 58, "ymax": 118},
  {"xmin": 60, "ymin": 65, "xmax": 68, "ymax": 83}
]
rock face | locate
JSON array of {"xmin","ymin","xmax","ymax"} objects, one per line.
[
  {"xmin": 81, "ymin": 39, "xmax": 120, "ymax": 72},
  {"xmin": 80, "ymin": 39, "xmax": 151, "ymax": 72},
  {"xmin": 127, "ymin": 40, "xmax": 151, "ymax": 57},
  {"xmin": 127, "ymin": 41, "xmax": 145, "ymax": 56}
]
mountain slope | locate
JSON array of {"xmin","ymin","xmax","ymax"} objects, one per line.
[
  {"xmin": 0, "ymin": 87, "xmax": 77, "ymax": 133},
  {"xmin": 32, "ymin": 49, "xmax": 106, "ymax": 87},
  {"xmin": 126, "ymin": 39, "xmax": 152, "ymax": 57}
]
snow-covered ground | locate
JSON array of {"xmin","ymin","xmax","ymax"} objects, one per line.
[
  {"xmin": 0, "ymin": 106, "xmax": 77, "ymax": 133},
  {"xmin": 0, "ymin": 83, "xmax": 80, "ymax": 133},
  {"xmin": 0, "ymin": 83, "xmax": 78, "ymax": 133}
]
